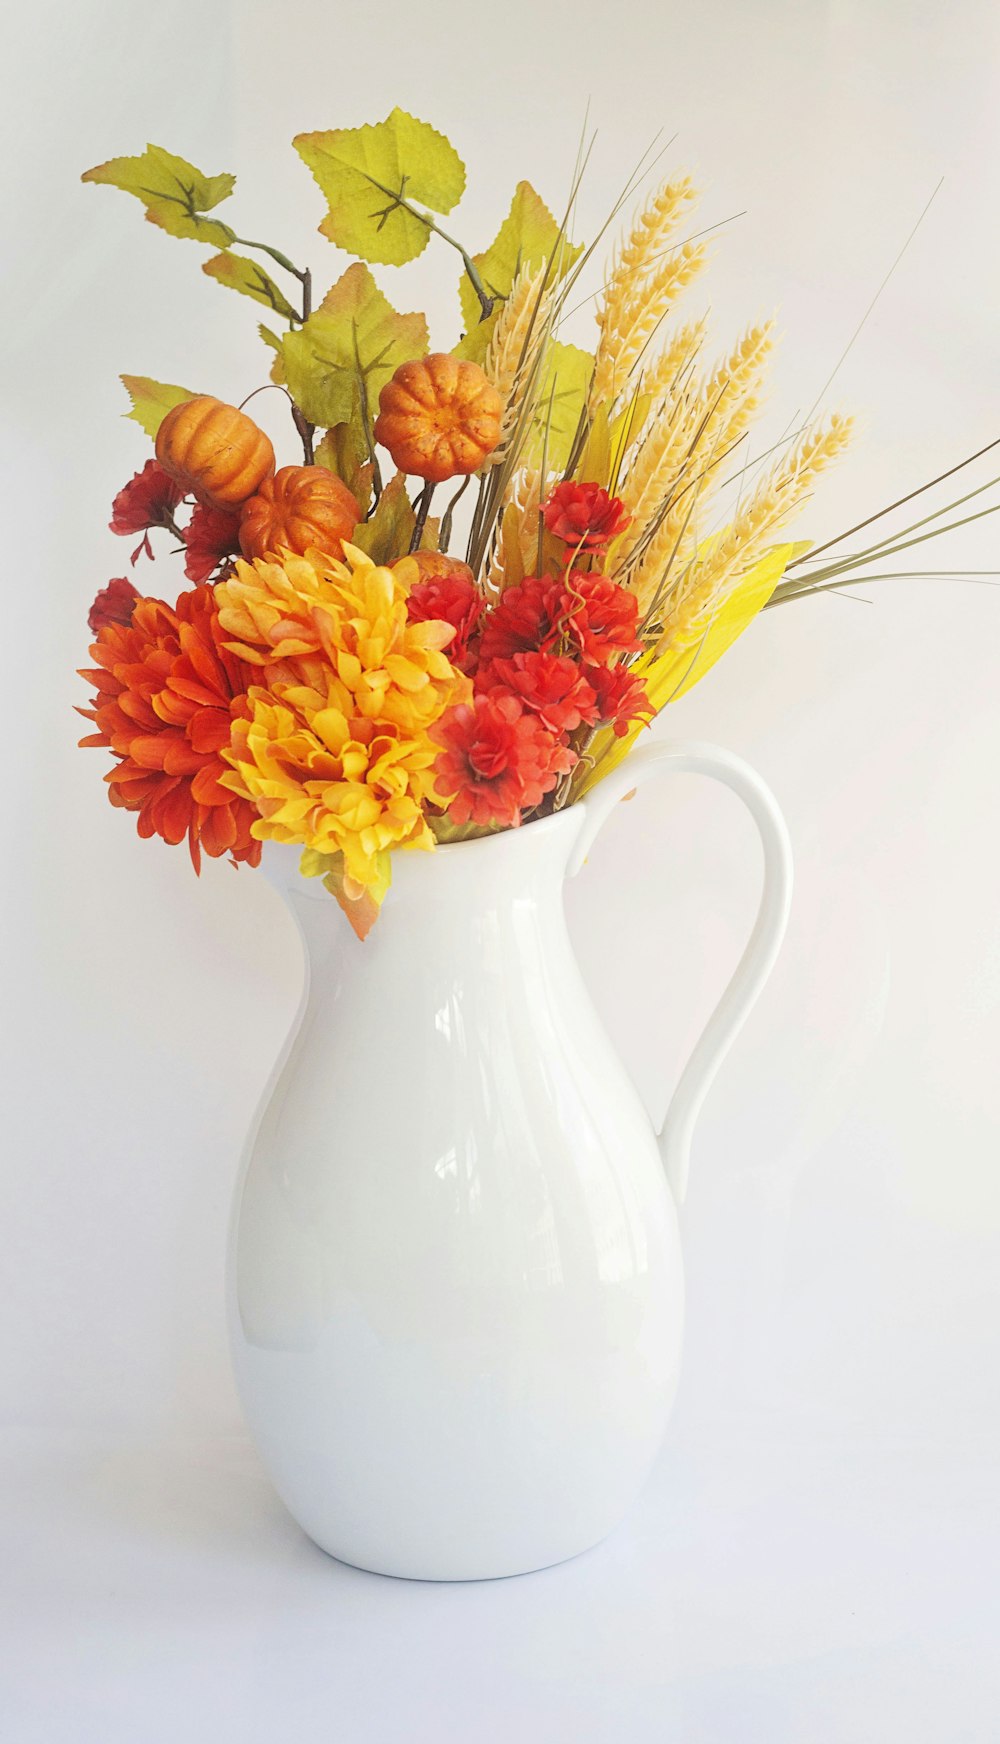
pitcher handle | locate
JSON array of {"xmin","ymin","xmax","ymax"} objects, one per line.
[{"xmin": 568, "ymin": 739, "xmax": 793, "ymax": 1204}]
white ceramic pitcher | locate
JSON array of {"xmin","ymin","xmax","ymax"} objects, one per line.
[{"xmin": 228, "ymin": 739, "xmax": 792, "ymax": 1580}]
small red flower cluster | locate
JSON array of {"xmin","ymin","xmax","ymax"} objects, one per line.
[
  {"xmin": 98, "ymin": 462, "xmax": 243, "ymax": 614},
  {"xmin": 541, "ymin": 479, "xmax": 632, "ymax": 553},
  {"xmin": 424, "ymin": 483, "xmax": 650, "ymax": 829},
  {"xmin": 109, "ymin": 460, "xmax": 183, "ymax": 564}
]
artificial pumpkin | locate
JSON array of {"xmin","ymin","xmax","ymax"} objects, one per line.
[
  {"xmin": 374, "ymin": 354, "xmax": 503, "ymax": 484},
  {"xmin": 155, "ymin": 396, "xmax": 275, "ymax": 510},
  {"xmin": 396, "ymin": 550, "xmax": 477, "ymax": 588},
  {"xmin": 239, "ymin": 465, "xmax": 360, "ymax": 562}
]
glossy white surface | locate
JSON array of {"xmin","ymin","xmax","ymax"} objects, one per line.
[
  {"xmin": 229, "ymin": 746, "xmax": 790, "ymax": 1580},
  {"xmin": 230, "ymin": 806, "xmax": 684, "ymax": 1580},
  {"xmin": 4, "ymin": 1423, "xmax": 998, "ymax": 1744},
  {"xmin": 573, "ymin": 742, "xmax": 793, "ymax": 1202}
]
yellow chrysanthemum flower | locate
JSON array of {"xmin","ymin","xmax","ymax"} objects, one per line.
[
  {"xmin": 216, "ymin": 544, "xmax": 470, "ymax": 937},
  {"xmin": 215, "ymin": 543, "xmax": 456, "ymax": 734}
]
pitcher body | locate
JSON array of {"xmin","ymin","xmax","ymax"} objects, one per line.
[{"xmin": 229, "ymin": 808, "xmax": 684, "ymax": 1580}]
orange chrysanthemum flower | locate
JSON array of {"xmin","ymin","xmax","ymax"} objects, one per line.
[{"xmin": 79, "ymin": 584, "xmax": 261, "ymax": 871}]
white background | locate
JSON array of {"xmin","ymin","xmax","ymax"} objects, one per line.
[{"xmin": 3, "ymin": 0, "xmax": 999, "ymax": 1737}]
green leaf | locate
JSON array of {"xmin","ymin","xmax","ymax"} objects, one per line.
[
  {"xmin": 457, "ymin": 182, "xmax": 583, "ymax": 359},
  {"xmin": 349, "ymin": 473, "xmax": 414, "ymax": 566},
  {"xmin": 119, "ymin": 374, "xmax": 197, "ymax": 439},
  {"xmin": 314, "ymin": 400, "xmax": 374, "ymax": 518},
  {"xmin": 82, "ymin": 144, "xmax": 236, "ymax": 248},
  {"xmin": 294, "ymin": 108, "xmax": 465, "ymax": 267},
  {"xmin": 202, "ymin": 252, "xmax": 298, "ymax": 320},
  {"xmin": 522, "ymin": 341, "xmax": 593, "ymax": 472},
  {"xmin": 278, "ymin": 262, "xmax": 427, "ymax": 429}
]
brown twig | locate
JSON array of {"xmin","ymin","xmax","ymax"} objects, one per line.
[{"xmin": 409, "ymin": 481, "xmax": 437, "ymax": 553}]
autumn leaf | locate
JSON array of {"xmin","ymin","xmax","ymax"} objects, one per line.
[
  {"xmin": 299, "ymin": 846, "xmax": 390, "ymax": 941},
  {"xmin": 82, "ymin": 144, "xmax": 236, "ymax": 248},
  {"xmin": 294, "ymin": 108, "xmax": 465, "ymax": 267},
  {"xmin": 314, "ymin": 399, "xmax": 375, "ymax": 518},
  {"xmin": 278, "ymin": 262, "xmax": 427, "ymax": 429},
  {"xmin": 119, "ymin": 374, "xmax": 197, "ymax": 439},
  {"xmin": 202, "ymin": 252, "xmax": 298, "ymax": 320},
  {"xmin": 456, "ymin": 182, "xmax": 583, "ymax": 362},
  {"xmin": 522, "ymin": 341, "xmax": 593, "ymax": 472},
  {"xmin": 348, "ymin": 473, "xmax": 416, "ymax": 566}
]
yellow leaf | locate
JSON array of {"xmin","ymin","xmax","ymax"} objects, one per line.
[
  {"xmin": 349, "ymin": 473, "xmax": 415, "ymax": 566},
  {"xmin": 278, "ymin": 262, "xmax": 427, "ymax": 429},
  {"xmin": 498, "ymin": 502, "xmax": 525, "ymax": 589},
  {"xmin": 574, "ymin": 403, "xmax": 612, "ymax": 489},
  {"xmin": 522, "ymin": 341, "xmax": 593, "ymax": 472},
  {"xmin": 82, "ymin": 144, "xmax": 235, "ymax": 248},
  {"xmin": 314, "ymin": 408, "xmax": 374, "ymax": 518},
  {"xmin": 202, "ymin": 252, "xmax": 298, "ymax": 320},
  {"xmin": 457, "ymin": 182, "xmax": 583, "ymax": 361},
  {"xmin": 300, "ymin": 847, "xmax": 391, "ymax": 941},
  {"xmin": 119, "ymin": 374, "xmax": 197, "ymax": 439},
  {"xmin": 576, "ymin": 540, "xmax": 809, "ymax": 796},
  {"xmin": 294, "ymin": 109, "xmax": 465, "ymax": 267}
]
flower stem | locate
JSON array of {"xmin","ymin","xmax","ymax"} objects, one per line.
[
  {"xmin": 410, "ymin": 481, "xmax": 436, "ymax": 553},
  {"xmin": 232, "ymin": 235, "xmax": 309, "ymax": 291}
]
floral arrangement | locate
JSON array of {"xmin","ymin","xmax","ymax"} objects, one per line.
[{"xmin": 78, "ymin": 113, "xmax": 988, "ymax": 935}]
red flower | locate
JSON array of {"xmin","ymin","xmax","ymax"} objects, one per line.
[
  {"xmin": 479, "ymin": 572, "xmax": 640, "ymax": 666},
  {"xmin": 560, "ymin": 570, "xmax": 642, "ymax": 660},
  {"xmin": 183, "ymin": 502, "xmax": 243, "ymax": 583},
  {"xmin": 542, "ymin": 480, "xmax": 631, "ymax": 553},
  {"xmin": 481, "ymin": 651, "xmax": 598, "ymax": 734},
  {"xmin": 584, "ymin": 662, "xmax": 652, "ymax": 737},
  {"xmin": 88, "ymin": 576, "xmax": 139, "ymax": 635},
  {"xmin": 432, "ymin": 692, "xmax": 575, "ymax": 828},
  {"xmin": 78, "ymin": 584, "xmax": 261, "ymax": 872},
  {"xmin": 405, "ymin": 561, "xmax": 484, "ymax": 672},
  {"xmin": 477, "ymin": 575, "xmax": 565, "ymax": 663},
  {"xmin": 109, "ymin": 460, "xmax": 184, "ymax": 564}
]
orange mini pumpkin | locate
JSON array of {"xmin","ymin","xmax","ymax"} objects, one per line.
[
  {"xmin": 374, "ymin": 354, "xmax": 503, "ymax": 484},
  {"xmin": 395, "ymin": 551, "xmax": 477, "ymax": 588},
  {"xmin": 155, "ymin": 396, "xmax": 275, "ymax": 510},
  {"xmin": 239, "ymin": 465, "xmax": 360, "ymax": 562}
]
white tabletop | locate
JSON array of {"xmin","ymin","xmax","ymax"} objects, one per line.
[{"xmin": 4, "ymin": 1417, "xmax": 996, "ymax": 1743}]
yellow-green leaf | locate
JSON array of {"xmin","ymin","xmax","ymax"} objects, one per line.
[
  {"xmin": 523, "ymin": 341, "xmax": 592, "ymax": 472},
  {"xmin": 278, "ymin": 262, "xmax": 427, "ymax": 429},
  {"xmin": 83, "ymin": 144, "xmax": 236, "ymax": 248},
  {"xmin": 294, "ymin": 108, "xmax": 465, "ymax": 267},
  {"xmin": 349, "ymin": 473, "xmax": 414, "ymax": 566},
  {"xmin": 119, "ymin": 374, "xmax": 197, "ymax": 439},
  {"xmin": 299, "ymin": 846, "xmax": 390, "ymax": 941},
  {"xmin": 202, "ymin": 252, "xmax": 297, "ymax": 320},
  {"xmin": 314, "ymin": 403, "xmax": 374, "ymax": 517},
  {"xmin": 457, "ymin": 182, "xmax": 583, "ymax": 358},
  {"xmin": 577, "ymin": 541, "xmax": 809, "ymax": 796}
]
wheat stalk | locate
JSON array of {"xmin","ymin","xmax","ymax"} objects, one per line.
[
  {"xmin": 614, "ymin": 361, "xmax": 705, "ymax": 568},
  {"xmin": 651, "ymin": 413, "xmax": 854, "ymax": 653},
  {"xmin": 593, "ymin": 242, "xmax": 707, "ymax": 406},
  {"xmin": 483, "ymin": 263, "xmax": 554, "ymax": 455},
  {"xmin": 628, "ymin": 321, "xmax": 776, "ymax": 600},
  {"xmin": 634, "ymin": 315, "xmax": 710, "ymax": 412},
  {"xmin": 592, "ymin": 176, "xmax": 702, "ymax": 407},
  {"xmin": 486, "ymin": 467, "xmax": 543, "ymax": 594},
  {"xmin": 695, "ymin": 320, "xmax": 775, "ymax": 457}
]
